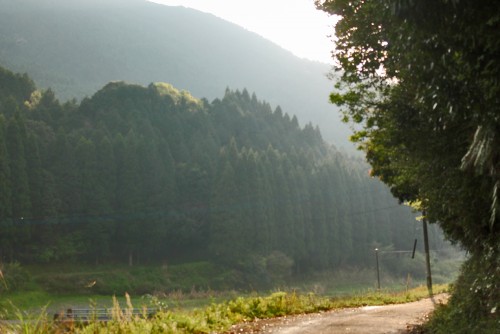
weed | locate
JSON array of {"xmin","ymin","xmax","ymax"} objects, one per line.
[
  {"xmin": 1, "ymin": 285, "xmax": 448, "ymax": 333},
  {"xmin": 1, "ymin": 302, "xmax": 52, "ymax": 334}
]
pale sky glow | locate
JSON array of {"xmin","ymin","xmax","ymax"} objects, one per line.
[{"xmin": 148, "ymin": 0, "xmax": 337, "ymax": 64}]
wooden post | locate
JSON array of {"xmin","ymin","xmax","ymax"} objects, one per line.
[
  {"xmin": 422, "ymin": 215, "xmax": 433, "ymax": 296},
  {"xmin": 411, "ymin": 239, "xmax": 417, "ymax": 259},
  {"xmin": 375, "ymin": 248, "xmax": 380, "ymax": 290}
]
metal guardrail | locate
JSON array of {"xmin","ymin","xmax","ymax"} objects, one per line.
[{"xmin": 54, "ymin": 307, "xmax": 158, "ymax": 322}]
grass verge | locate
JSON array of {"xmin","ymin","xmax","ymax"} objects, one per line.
[{"xmin": 0, "ymin": 284, "xmax": 448, "ymax": 333}]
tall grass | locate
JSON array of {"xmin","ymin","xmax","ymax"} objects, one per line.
[
  {"xmin": 1, "ymin": 303, "xmax": 52, "ymax": 334},
  {"xmin": 0, "ymin": 285, "xmax": 448, "ymax": 334}
]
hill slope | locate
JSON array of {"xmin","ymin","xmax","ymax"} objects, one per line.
[
  {"xmin": 0, "ymin": 66, "xmax": 435, "ymax": 291},
  {"xmin": 0, "ymin": 0, "xmax": 354, "ymax": 150}
]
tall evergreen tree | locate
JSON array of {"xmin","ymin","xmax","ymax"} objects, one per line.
[
  {"xmin": 209, "ymin": 160, "xmax": 247, "ymax": 263},
  {"xmin": 7, "ymin": 114, "xmax": 31, "ymax": 219},
  {"xmin": 0, "ymin": 115, "xmax": 12, "ymax": 220}
]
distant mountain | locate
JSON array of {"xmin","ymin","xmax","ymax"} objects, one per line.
[{"xmin": 0, "ymin": 0, "xmax": 355, "ymax": 151}]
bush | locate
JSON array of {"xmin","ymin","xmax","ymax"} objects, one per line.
[
  {"xmin": 0, "ymin": 262, "xmax": 31, "ymax": 293},
  {"xmin": 265, "ymin": 251, "xmax": 294, "ymax": 283},
  {"xmin": 424, "ymin": 252, "xmax": 499, "ymax": 333},
  {"xmin": 381, "ymin": 253, "xmax": 427, "ymax": 280},
  {"xmin": 229, "ymin": 252, "xmax": 295, "ymax": 290}
]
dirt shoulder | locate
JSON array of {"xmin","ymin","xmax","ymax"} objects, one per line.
[{"xmin": 226, "ymin": 294, "xmax": 448, "ymax": 334}]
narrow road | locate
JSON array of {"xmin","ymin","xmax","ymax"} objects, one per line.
[{"xmin": 227, "ymin": 294, "xmax": 448, "ymax": 334}]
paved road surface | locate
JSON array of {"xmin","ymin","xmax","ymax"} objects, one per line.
[{"xmin": 227, "ymin": 294, "xmax": 448, "ymax": 334}]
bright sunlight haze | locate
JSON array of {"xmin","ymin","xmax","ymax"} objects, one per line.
[{"xmin": 149, "ymin": 0, "xmax": 336, "ymax": 64}]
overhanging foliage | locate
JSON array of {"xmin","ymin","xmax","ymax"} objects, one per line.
[{"xmin": 318, "ymin": 0, "xmax": 499, "ymax": 330}]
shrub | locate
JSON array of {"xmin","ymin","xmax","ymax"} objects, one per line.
[
  {"xmin": 423, "ymin": 252, "xmax": 499, "ymax": 333},
  {"xmin": 265, "ymin": 251, "xmax": 294, "ymax": 283},
  {"xmin": 0, "ymin": 262, "xmax": 31, "ymax": 293}
]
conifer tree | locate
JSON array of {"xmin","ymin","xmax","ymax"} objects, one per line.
[
  {"xmin": 209, "ymin": 160, "xmax": 246, "ymax": 263},
  {"xmin": 7, "ymin": 114, "xmax": 31, "ymax": 219},
  {"xmin": 0, "ymin": 115, "xmax": 12, "ymax": 220}
]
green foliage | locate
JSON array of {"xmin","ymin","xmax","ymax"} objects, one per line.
[
  {"xmin": 318, "ymin": 0, "xmax": 500, "ymax": 329},
  {"xmin": 265, "ymin": 251, "xmax": 294, "ymax": 283},
  {"xmin": 163, "ymin": 262, "xmax": 232, "ymax": 291},
  {"xmin": 151, "ymin": 82, "xmax": 202, "ymax": 111},
  {"xmin": 0, "ymin": 287, "xmax": 449, "ymax": 333},
  {"xmin": 0, "ymin": 65, "xmax": 445, "ymax": 289},
  {"xmin": 1, "ymin": 303, "xmax": 52, "ymax": 334},
  {"xmin": 423, "ymin": 252, "xmax": 499, "ymax": 334},
  {"xmin": 0, "ymin": 67, "xmax": 35, "ymax": 107},
  {"xmin": 222, "ymin": 291, "xmax": 332, "ymax": 320},
  {"xmin": 29, "ymin": 262, "xmax": 243, "ymax": 295},
  {"xmin": 0, "ymin": 262, "xmax": 32, "ymax": 293}
]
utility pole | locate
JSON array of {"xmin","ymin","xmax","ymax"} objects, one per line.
[
  {"xmin": 422, "ymin": 213, "xmax": 433, "ymax": 296},
  {"xmin": 375, "ymin": 248, "xmax": 380, "ymax": 290}
]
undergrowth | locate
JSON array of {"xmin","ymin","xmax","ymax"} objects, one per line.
[
  {"xmin": 0, "ymin": 285, "xmax": 447, "ymax": 333},
  {"xmin": 420, "ymin": 253, "xmax": 499, "ymax": 334}
]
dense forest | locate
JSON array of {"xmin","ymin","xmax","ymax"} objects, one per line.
[{"xmin": 0, "ymin": 66, "xmax": 427, "ymax": 277}]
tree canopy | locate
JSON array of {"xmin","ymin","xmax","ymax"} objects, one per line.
[
  {"xmin": 0, "ymin": 65, "xmax": 433, "ymax": 290},
  {"xmin": 318, "ymin": 0, "xmax": 499, "ymax": 331}
]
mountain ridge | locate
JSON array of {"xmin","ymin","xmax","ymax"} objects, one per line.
[{"xmin": 0, "ymin": 0, "xmax": 355, "ymax": 151}]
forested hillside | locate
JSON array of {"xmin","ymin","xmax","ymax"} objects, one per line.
[
  {"xmin": 0, "ymin": 0, "xmax": 352, "ymax": 150},
  {"xmin": 0, "ymin": 66, "xmax": 427, "ymax": 279}
]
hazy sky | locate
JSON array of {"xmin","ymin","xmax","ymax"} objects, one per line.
[{"xmin": 148, "ymin": 0, "xmax": 337, "ymax": 64}]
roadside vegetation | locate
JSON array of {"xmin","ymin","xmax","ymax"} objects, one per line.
[
  {"xmin": 318, "ymin": 0, "xmax": 500, "ymax": 332},
  {"xmin": 1, "ymin": 255, "xmax": 458, "ymax": 333},
  {"xmin": 0, "ymin": 250, "xmax": 462, "ymax": 312},
  {"xmin": 0, "ymin": 284, "xmax": 448, "ymax": 334}
]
